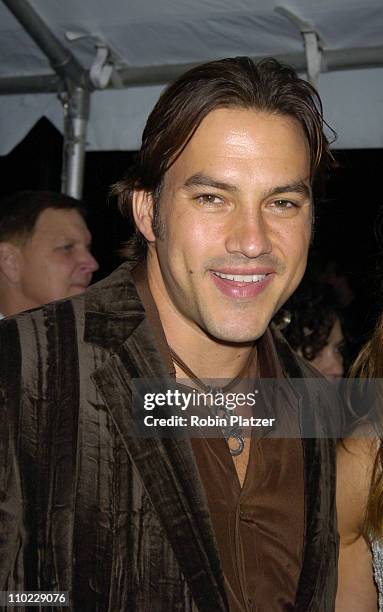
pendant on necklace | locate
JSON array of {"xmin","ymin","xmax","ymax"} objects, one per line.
[
  {"xmin": 212, "ymin": 398, "xmax": 245, "ymax": 456},
  {"xmin": 227, "ymin": 432, "xmax": 245, "ymax": 456}
]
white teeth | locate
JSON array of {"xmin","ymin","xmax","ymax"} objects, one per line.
[{"xmin": 213, "ymin": 272, "xmax": 267, "ymax": 283}]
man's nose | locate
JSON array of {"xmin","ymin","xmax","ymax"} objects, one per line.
[
  {"xmin": 79, "ymin": 249, "xmax": 99, "ymax": 272},
  {"xmin": 224, "ymin": 208, "xmax": 272, "ymax": 258}
]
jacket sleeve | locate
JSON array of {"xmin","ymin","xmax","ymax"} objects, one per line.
[
  {"xmin": 0, "ymin": 318, "xmax": 25, "ymax": 591},
  {"xmin": 0, "ymin": 415, "xmax": 24, "ymax": 590}
]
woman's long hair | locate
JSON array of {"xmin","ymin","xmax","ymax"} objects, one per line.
[{"xmin": 351, "ymin": 315, "xmax": 383, "ymax": 540}]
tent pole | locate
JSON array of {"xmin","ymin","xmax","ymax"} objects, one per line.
[
  {"xmin": 1, "ymin": 0, "xmax": 92, "ymax": 199},
  {"xmin": 61, "ymin": 87, "xmax": 90, "ymax": 200},
  {"xmin": 0, "ymin": 46, "xmax": 383, "ymax": 94},
  {"xmin": 1, "ymin": 0, "xmax": 88, "ymax": 87}
]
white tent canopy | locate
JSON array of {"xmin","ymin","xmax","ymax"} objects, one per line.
[{"xmin": 1, "ymin": 0, "xmax": 383, "ymax": 196}]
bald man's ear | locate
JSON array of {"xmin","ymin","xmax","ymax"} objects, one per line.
[
  {"xmin": 0, "ymin": 242, "xmax": 21, "ymax": 284},
  {"xmin": 132, "ymin": 190, "xmax": 156, "ymax": 242}
]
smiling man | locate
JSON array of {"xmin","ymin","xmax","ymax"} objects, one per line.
[
  {"xmin": 0, "ymin": 190, "xmax": 98, "ymax": 316},
  {"xmin": 0, "ymin": 59, "xmax": 342, "ymax": 611},
  {"xmin": 135, "ymin": 107, "xmax": 312, "ymax": 346}
]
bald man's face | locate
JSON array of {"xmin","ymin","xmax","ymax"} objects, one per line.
[{"xmin": 15, "ymin": 208, "xmax": 98, "ymax": 309}]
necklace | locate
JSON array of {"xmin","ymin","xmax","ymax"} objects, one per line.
[{"xmin": 169, "ymin": 345, "xmax": 256, "ymax": 456}]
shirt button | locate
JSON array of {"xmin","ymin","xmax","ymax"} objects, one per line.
[{"xmin": 239, "ymin": 506, "xmax": 250, "ymax": 520}]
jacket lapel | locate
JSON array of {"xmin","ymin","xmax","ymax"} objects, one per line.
[{"xmin": 84, "ymin": 266, "xmax": 228, "ymax": 612}]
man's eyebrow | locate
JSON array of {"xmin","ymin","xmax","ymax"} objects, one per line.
[
  {"xmin": 266, "ymin": 181, "xmax": 312, "ymax": 199},
  {"xmin": 183, "ymin": 174, "xmax": 312, "ymax": 199},
  {"xmin": 183, "ymin": 173, "xmax": 239, "ymax": 193}
]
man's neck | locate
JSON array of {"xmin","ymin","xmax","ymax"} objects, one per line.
[
  {"xmin": 170, "ymin": 340, "xmax": 256, "ymax": 382},
  {"xmin": 0, "ymin": 286, "xmax": 35, "ymax": 317}
]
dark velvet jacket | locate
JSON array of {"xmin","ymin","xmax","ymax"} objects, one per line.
[{"xmin": 0, "ymin": 262, "xmax": 341, "ymax": 611}]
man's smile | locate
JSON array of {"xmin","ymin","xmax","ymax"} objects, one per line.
[
  {"xmin": 209, "ymin": 269, "xmax": 274, "ymax": 299},
  {"xmin": 212, "ymin": 272, "xmax": 267, "ymax": 283}
]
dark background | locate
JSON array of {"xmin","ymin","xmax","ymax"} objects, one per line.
[{"xmin": 1, "ymin": 117, "xmax": 382, "ymax": 347}]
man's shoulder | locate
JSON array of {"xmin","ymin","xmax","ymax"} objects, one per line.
[
  {"xmin": 0, "ymin": 260, "xmax": 140, "ymax": 327},
  {"xmin": 0, "ymin": 260, "xmax": 148, "ymax": 366},
  {"xmin": 83, "ymin": 259, "xmax": 142, "ymax": 313}
]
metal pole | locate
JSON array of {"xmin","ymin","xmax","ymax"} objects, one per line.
[
  {"xmin": 0, "ymin": 46, "xmax": 383, "ymax": 94},
  {"xmin": 1, "ymin": 0, "xmax": 89, "ymax": 87},
  {"xmin": 115, "ymin": 45, "xmax": 383, "ymax": 86},
  {"xmin": 0, "ymin": 74, "xmax": 61, "ymax": 94},
  {"xmin": 61, "ymin": 87, "xmax": 90, "ymax": 199},
  {"xmin": 1, "ymin": 0, "xmax": 93, "ymax": 199}
]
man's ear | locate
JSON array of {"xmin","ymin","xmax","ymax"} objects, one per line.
[
  {"xmin": 132, "ymin": 190, "xmax": 156, "ymax": 242},
  {"xmin": 0, "ymin": 242, "xmax": 22, "ymax": 284}
]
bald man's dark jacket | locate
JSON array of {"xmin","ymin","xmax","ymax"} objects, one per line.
[{"xmin": 0, "ymin": 262, "xmax": 342, "ymax": 611}]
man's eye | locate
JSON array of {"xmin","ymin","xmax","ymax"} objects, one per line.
[
  {"xmin": 196, "ymin": 194, "xmax": 224, "ymax": 207},
  {"xmin": 269, "ymin": 199, "xmax": 298, "ymax": 214},
  {"xmin": 273, "ymin": 199, "xmax": 294, "ymax": 209},
  {"xmin": 61, "ymin": 244, "xmax": 74, "ymax": 252}
]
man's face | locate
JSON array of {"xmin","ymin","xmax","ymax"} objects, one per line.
[
  {"xmin": 16, "ymin": 207, "xmax": 98, "ymax": 308},
  {"xmin": 144, "ymin": 108, "xmax": 312, "ymax": 343}
]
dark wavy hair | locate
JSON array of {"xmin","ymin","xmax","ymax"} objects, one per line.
[
  {"xmin": 111, "ymin": 56, "xmax": 335, "ymax": 259},
  {"xmin": 280, "ymin": 283, "xmax": 341, "ymax": 361}
]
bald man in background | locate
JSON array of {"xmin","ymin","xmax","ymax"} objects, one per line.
[{"xmin": 0, "ymin": 190, "xmax": 98, "ymax": 317}]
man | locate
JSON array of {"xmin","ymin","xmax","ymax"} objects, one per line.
[
  {"xmin": 0, "ymin": 58, "xmax": 341, "ymax": 611},
  {"xmin": 0, "ymin": 190, "xmax": 98, "ymax": 316}
]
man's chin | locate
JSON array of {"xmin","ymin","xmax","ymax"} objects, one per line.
[{"xmin": 203, "ymin": 319, "xmax": 269, "ymax": 345}]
